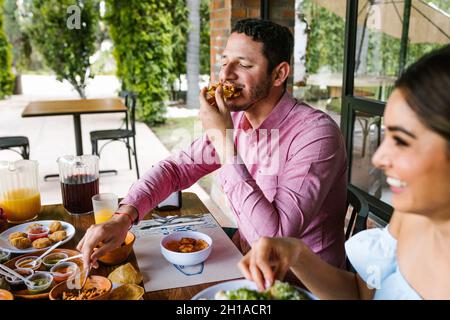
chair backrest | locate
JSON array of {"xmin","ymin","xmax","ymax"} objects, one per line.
[
  {"xmin": 345, "ymin": 185, "xmax": 369, "ymax": 240},
  {"xmin": 119, "ymin": 91, "xmax": 138, "ymax": 134}
]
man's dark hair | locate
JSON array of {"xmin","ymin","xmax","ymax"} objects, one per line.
[{"xmin": 232, "ymin": 18, "xmax": 294, "ymax": 75}]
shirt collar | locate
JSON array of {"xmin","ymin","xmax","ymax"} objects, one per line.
[{"xmin": 237, "ymin": 91, "xmax": 297, "ymax": 131}]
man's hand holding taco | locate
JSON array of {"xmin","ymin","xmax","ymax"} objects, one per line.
[{"xmin": 199, "ymin": 82, "xmax": 240, "ymax": 164}]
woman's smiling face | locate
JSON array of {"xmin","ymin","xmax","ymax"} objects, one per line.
[{"xmin": 372, "ymin": 89, "xmax": 450, "ymax": 219}]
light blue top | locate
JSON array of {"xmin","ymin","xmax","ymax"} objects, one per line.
[{"xmin": 345, "ymin": 226, "xmax": 422, "ymax": 300}]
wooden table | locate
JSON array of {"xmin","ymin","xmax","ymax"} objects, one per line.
[
  {"xmin": 1, "ymin": 192, "xmax": 232, "ymax": 300},
  {"xmin": 22, "ymin": 98, "xmax": 127, "ymax": 156}
]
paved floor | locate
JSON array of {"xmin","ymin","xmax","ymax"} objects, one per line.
[{"xmin": 0, "ymin": 78, "xmax": 234, "ymax": 227}]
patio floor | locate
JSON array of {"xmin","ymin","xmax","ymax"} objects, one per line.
[{"xmin": 0, "ymin": 85, "xmax": 233, "ymax": 227}]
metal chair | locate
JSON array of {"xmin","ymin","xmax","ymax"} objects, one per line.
[
  {"xmin": 345, "ymin": 185, "xmax": 369, "ymax": 240},
  {"xmin": 345, "ymin": 185, "xmax": 370, "ymax": 272},
  {"xmin": 0, "ymin": 136, "xmax": 30, "ymax": 159},
  {"xmin": 90, "ymin": 91, "xmax": 140, "ymax": 178}
]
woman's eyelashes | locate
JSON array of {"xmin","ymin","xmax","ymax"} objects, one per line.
[{"xmin": 393, "ymin": 136, "xmax": 410, "ymax": 147}]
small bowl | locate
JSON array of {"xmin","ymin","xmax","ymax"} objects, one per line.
[
  {"xmin": 49, "ymin": 275, "xmax": 112, "ymax": 300},
  {"xmin": 43, "ymin": 252, "xmax": 69, "ymax": 270},
  {"xmin": 50, "ymin": 262, "xmax": 78, "ymax": 282},
  {"xmin": 5, "ymin": 268, "xmax": 34, "ymax": 287},
  {"xmin": 0, "ymin": 289, "xmax": 14, "ymax": 300},
  {"xmin": 15, "ymin": 256, "xmax": 42, "ymax": 270},
  {"xmin": 0, "ymin": 248, "xmax": 11, "ymax": 264},
  {"xmin": 160, "ymin": 231, "xmax": 212, "ymax": 266},
  {"xmin": 26, "ymin": 271, "xmax": 53, "ymax": 295},
  {"xmin": 27, "ymin": 226, "xmax": 49, "ymax": 242},
  {"xmin": 98, "ymin": 231, "xmax": 135, "ymax": 265}
]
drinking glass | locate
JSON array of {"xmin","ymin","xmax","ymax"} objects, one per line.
[{"xmin": 92, "ymin": 193, "xmax": 118, "ymax": 224}]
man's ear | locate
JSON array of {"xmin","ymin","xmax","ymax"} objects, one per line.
[{"xmin": 271, "ymin": 62, "xmax": 290, "ymax": 87}]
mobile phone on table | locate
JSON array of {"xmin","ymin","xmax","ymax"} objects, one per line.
[{"xmin": 157, "ymin": 191, "xmax": 182, "ymax": 211}]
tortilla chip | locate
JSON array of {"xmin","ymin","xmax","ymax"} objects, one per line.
[
  {"xmin": 109, "ymin": 284, "xmax": 144, "ymax": 300},
  {"xmin": 107, "ymin": 263, "xmax": 143, "ymax": 285}
]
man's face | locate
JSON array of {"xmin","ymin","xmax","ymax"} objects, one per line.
[{"xmin": 219, "ymin": 33, "xmax": 272, "ymax": 112}]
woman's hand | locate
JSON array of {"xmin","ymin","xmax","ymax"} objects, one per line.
[
  {"xmin": 76, "ymin": 205, "xmax": 136, "ymax": 269},
  {"xmin": 238, "ymin": 237, "xmax": 305, "ymax": 291}
]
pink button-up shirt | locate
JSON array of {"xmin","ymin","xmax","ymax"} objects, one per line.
[{"xmin": 121, "ymin": 91, "xmax": 348, "ymax": 267}]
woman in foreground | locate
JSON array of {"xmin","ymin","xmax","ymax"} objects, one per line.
[{"xmin": 238, "ymin": 45, "xmax": 450, "ymax": 299}]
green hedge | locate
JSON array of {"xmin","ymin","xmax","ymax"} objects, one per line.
[
  {"xmin": 105, "ymin": 0, "xmax": 176, "ymax": 125},
  {"xmin": 0, "ymin": 0, "xmax": 14, "ymax": 99}
]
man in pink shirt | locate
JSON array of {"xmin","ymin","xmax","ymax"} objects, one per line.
[{"xmin": 78, "ymin": 19, "xmax": 347, "ymax": 271}]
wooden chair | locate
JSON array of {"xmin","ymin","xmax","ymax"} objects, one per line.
[
  {"xmin": 90, "ymin": 91, "xmax": 140, "ymax": 178},
  {"xmin": 0, "ymin": 136, "xmax": 30, "ymax": 159}
]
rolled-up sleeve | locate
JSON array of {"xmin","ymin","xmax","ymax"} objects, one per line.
[{"xmin": 121, "ymin": 135, "xmax": 221, "ymax": 221}]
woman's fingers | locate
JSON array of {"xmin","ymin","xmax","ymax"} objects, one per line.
[
  {"xmin": 237, "ymin": 253, "xmax": 253, "ymax": 281},
  {"xmin": 253, "ymin": 239, "xmax": 275, "ymax": 288}
]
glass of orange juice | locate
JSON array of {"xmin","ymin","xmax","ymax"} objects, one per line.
[
  {"xmin": 92, "ymin": 193, "xmax": 118, "ymax": 224},
  {"xmin": 0, "ymin": 160, "xmax": 41, "ymax": 224}
]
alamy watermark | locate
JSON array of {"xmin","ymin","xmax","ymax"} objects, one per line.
[{"xmin": 67, "ymin": 5, "xmax": 82, "ymax": 30}]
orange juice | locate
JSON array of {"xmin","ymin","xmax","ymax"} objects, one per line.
[
  {"xmin": 94, "ymin": 208, "xmax": 114, "ymax": 224},
  {"xmin": 0, "ymin": 188, "xmax": 41, "ymax": 223}
]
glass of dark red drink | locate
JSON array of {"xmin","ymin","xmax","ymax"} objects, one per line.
[{"xmin": 57, "ymin": 155, "xmax": 99, "ymax": 215}]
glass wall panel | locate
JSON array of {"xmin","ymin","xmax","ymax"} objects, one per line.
[
  {"xmin": 293, "ymin": 0, "xmax": 346, "ymax": 126},
  {"xmin": 350, "ymin": 111, "xmax": 391, "ymax": 204},
  {"xmin": 353, "ymin": 0, "xmax": 449, "ymax": 102}
]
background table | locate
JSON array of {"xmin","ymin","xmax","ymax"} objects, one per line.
[{"xmin": 22, "ymin": 98, "xmax": 127, "ymax": 156}]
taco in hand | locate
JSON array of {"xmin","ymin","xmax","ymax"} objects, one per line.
[{"xmin": 206, "ymin": 81, "xmax": 242, "ymax": 106}]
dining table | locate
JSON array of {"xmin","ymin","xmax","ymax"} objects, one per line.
[
  {"xmin": 22, "ymin": 98, "xmax": 128, "ymax": 156},
  {"xmin": 0, "ymin": 192, "xmax": 239, "ymax": 300},
  {"xmin": 21, "ymin": 98, "xmax": 128, "ymax": 180}
]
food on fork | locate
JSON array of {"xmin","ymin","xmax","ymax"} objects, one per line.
[{"xmin": 206, "ymin": 81, "xmax": 242, "ymax": 106}]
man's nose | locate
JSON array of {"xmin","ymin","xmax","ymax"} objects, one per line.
[{"xmin": 219, "ymin": 63, "xmax": 237, "ymax": 81}]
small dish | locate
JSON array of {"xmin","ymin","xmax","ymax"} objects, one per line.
[
  {"xmin": 15, "ymin": 255, "xmax": 42, "ymax": 270},
  {"xmin": 26, "ymin": 271, "xmax": 53, "ymax": 295},
  {"xmin": 4, "ymin": 268, "xmax": 34, "ymax": 288},
  {"xmin": 50, "ymin": 261, "xmax": 78, "ymax": 282},
  {"xmin": 0, "ymin": 289, "xmax": 14, "ymax": 300},
  {"xmin": 160, "ymin": 231, "xmax": 212, "ymax": 266},
  {"xmin": 0, "ymin": 247, "xmax": 11, "ymax": 263},
  {"xmin": 27, "ymin": 226, "xmax": 49, "ymax": 242},
  {"xmin": 43, "ymin": 252, "xmax": 69, "ymax": 270},
  {"xmin": 98, "ymin": 231, "xmax": 135, "ymax": 265},
  {"xmin": 49, "ymin": 275, "xmax": 112, "ymax": 300}
]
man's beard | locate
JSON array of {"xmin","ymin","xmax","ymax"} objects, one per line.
[{"xmin": 225, "ymin": 78, "xmax": 271, "ymax": 112}]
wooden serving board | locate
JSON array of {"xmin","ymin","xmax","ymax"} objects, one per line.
[{"xmin": 4, "ymin": 248, "xmax": 83, "ymax": 299}]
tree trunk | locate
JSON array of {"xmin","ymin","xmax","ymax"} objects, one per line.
[
  {"xmin": 13, "ymin": 74, "xmax": 22, "ymax": 95},
  {"xmin": 186, "ymin": 0, "xmax": 200, "ymax": 109}
]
